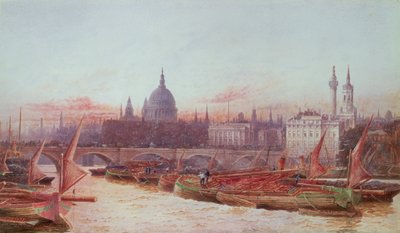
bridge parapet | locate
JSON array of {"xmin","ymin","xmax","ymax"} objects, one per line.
[{"xmin": 20, "ymin": 146, "xmax": 284, "ymax": 170}]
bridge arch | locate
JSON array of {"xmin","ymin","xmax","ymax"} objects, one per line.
[
  {"xmin": 182, "ymin": 154, "xmax": 222, "ymax": 171},
  {"xmin": 231, "ymin": 155, "xmax": 267, "ymax": 170},
  {"xmin": 76, "ymin": 152, "xmax": 114, "ymax": 165},
  {"xmin": 40, "ymin": 152, "xmax": 61, "ymax": 172},
  {"xmin": 131, "ymin": 153, "xmax": 171, "ymax": 168},
  {"xmin": 132, "ymin": 153, "xmax": 170, "ymax": 162}
]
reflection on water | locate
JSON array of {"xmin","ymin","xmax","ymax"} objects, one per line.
[{"xmin": 38, "ymin": 165, "xmax": 400, "ymax": 233}]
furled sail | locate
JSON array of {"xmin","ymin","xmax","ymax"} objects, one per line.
[
  {"xmin": 59, "ymin": 117, "xmax": 87, "ymax": 194},
  {"xmin": 28, "ymin": 139, "xmax": 47, "ymax": 184},
  {"xmin": 308, "ymin": 131, "xmax": 327, "ymax": 179},
  {"xmin": 347, "ymin": 116, "xmax": 373, "ymax": 188},
  {"xmin": 0, "ymin": 151, "xmax": 10, "ymax": 175},
  {"xmin": 251, "ymin": 147, "xmax": 265, "ymax": 168},
  {"xmin": 176, "ymin": 150, "xmax": 185, "ymax": 173},
  {"xmin": 208, "ymin": 150, "xmax": 218, "ymax": 170}
]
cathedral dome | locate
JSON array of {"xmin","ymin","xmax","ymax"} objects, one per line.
[
  {"xmin": 143, "ymin": 69, "xmax": 178, "ymax": 122},
  {"xmin": 148, "ymin": 84, "xmax": 176, "ymax": 108}
]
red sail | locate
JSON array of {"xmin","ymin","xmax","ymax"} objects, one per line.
[
  {"xmin": 28, "ymin": 140, "xmax": 47, "ymax": 185},
  {"xmin": 308, "ymin": 131, "xmax": 327, "ymax": 179},
  {"xmin": 60, "ymin": 117, "xmax": 87, "ymax": 194},
  {"xmin": 348, "ymin": 116, "xmax": 373, "ymax": 188}
]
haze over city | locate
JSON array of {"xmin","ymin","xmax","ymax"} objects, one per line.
[{"xmin": 0, "ymin": 0, "xmax": 399, "ymax": 130}]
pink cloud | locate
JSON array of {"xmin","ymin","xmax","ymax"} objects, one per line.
[
  {"xmin": 200, "ymin": 86, "xmax": 251, "ymax": 104},
  {"xmin": 25, "ymin": 96, "xmax": 118, "ymax": 122}
]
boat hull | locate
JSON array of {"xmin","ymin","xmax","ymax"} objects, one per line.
[
  {"xmin": 158, "ymin": 174, "xmax": 180, "ymax": 192},
  {"xmin": 105, "ymin": 169, "xmax": 134, "ymax": 181},
  {"xmin": 174, "ymin": 176, "xmax": 219, "ymax": 203},
  {"xmin": 89, "ymin": 168, "xmax": 106, "ymax": 176}
]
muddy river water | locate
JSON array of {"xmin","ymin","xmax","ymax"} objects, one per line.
[{"xmin": 41, "ymin": 166, "xmax": 399, "ymax": 233}]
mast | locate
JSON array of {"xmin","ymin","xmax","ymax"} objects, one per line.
[
  {"xmin": 18, "ymin": 107, "xmax": 22, "ymax": 145},
  {"xmin": 59, "ymin": 153, "xmax": 64, "ymax": 193},
  {"xmin": 346, "ymin": 149, "xmax": 352, "ymax": 186},
  {"xmin": 8, "ymin": 116, "xmax": 11, "ymax": 143},
  {"xmin": 208, "ymin": 149, "xmax": 218, "ymax": 170}
]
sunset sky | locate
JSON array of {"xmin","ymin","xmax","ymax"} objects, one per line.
[{"xmin": 0, "ymin": 0, "xmax": 399, "ymax": 129}]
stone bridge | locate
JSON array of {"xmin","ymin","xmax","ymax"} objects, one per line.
[{"xmin": 20, "ymin": 147, "xmax": 284, "ymax": 171}]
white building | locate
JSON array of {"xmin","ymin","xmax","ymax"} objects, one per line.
[
  {"xmin": 208, "ymin": 123, "xmax": 251, "ymax": 147},
  {"xmin": 286, "ymin": 110, "xmax": 341, "ymax": 166}
]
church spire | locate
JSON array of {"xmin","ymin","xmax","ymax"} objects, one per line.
[
  {"xmin": 205, "ymin": 104, "xmax": 209, "ymax": 124},
  {"xmin": 194, "ymin": 108, "xmax": 198, "ymax": 123},
  {"xmin": 124, "ymin": 96, "xmax": 134, "ymax": 120},
  {"xmin": 159, "ymin": 67, "xmax": 166, "ymax": 88},
  {"xmin": 346, "ymin": 65, "xmax": 351, "ymax": 84},
  {"xmin": 119, "ymin": 104, "xmax": 123, "ymax": 120},
  {"xmin": 59, "ymin": 112, "xmax": 64, "ymax": 130},
  {"xmin": 269, "ymin": 108, "xmax": 273, "ymax": 124}
]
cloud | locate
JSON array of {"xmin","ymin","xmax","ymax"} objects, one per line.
[
  {"xmin": 199, "ymin": 85, "xmax": 251, "ymax": 104},
  {"xmin": 25, "ymin": 96, "xmax": 118, "ymax": 122}
]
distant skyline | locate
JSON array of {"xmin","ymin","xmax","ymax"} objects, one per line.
[{"xmin": 1, "ymin": 0, "xmax": 399, "ymax": 128}]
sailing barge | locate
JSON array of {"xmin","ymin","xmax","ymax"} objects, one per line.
[
  {"xmin": 301, "ymin": 116, "xmax": 400, "ymax": 202},
  {"xmin": 0, "ymin": 117, "xmax": 96, "ymax": 231}
]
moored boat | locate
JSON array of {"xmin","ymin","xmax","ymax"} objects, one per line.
[
  {"xmin": 105, "ymin": 167, "xmax": 134, "ymax": 181},
  {"xmin": 0, "ymin": 117, "xmax": 96, "ymax": 231},
  {"xmin": 174, "ymin": 175, "xmax": 221, "ymax": 203},
  {"xmin": 89, "ymin": 167, "xmax": 107, "ymax": 176},
  {"xmin": 216, "ymin": 184, "xmax": 360, "ymax": 213},
  {"xmin": 301, "ymin": 116, "xmax": 400, "ymax": 202},
  {"xmin": 158, "ymin": 174, "xmax": 180, "ymax": 192}
]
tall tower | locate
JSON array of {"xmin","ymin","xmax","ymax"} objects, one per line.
[
  {"xmin": 338, "ymin": 65, "xmax": 357, "ymax": 130},
  {"xmin": 329, "ymin": 65, "xmax": 338, "ymax": 116},
  {"xmin": 124, "ymin": 97, "xmax": 134, "ymax": 120},
  {"xmin": 194, "ymin": 108, "xmax": 198, "ymax": 123},
  {"xmin": 251, "ymin": 108, "xmax": 257, "ymax": 123},
  {"xmin": 119, "ymin": 104, "xmax": 123, "ymax": 120},
  {"xmin": 342, "ymin": 65, "xmax": 354, "ymax": 114}
]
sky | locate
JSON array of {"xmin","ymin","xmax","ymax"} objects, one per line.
[{"xmin": 0, "ymin": 0, "xmax": 399, "ymax": 130}]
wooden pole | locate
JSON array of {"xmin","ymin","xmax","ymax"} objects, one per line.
[
  {"xmin": 18, "ymin": 107, "xmax": 22, "ymax": 145},
  {"xmin": 346, "ymin": 149, "xmax": 352, "ymax": 187}
]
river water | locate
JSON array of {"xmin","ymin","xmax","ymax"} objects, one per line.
[{"xmin": 40, "ymin": 165, "xmax": 400, "ymax": 233}]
